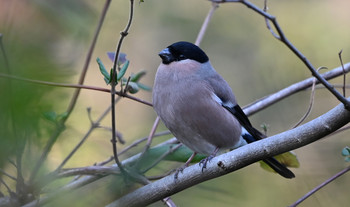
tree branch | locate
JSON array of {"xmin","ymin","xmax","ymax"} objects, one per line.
[
  {"xmin": 106, "ymin": 98, "xmax": 350, "ymax": 207},
  {"xmin": 243, "ymin": 63, "xmax": 350, "ymax": 116}
]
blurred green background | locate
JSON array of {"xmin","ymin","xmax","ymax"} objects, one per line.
[{"xmin": 1, "ymin": 0, "xmax": 350, "ymax": 206}]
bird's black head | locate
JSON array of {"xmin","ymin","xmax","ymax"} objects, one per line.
[{"xmin": 159, "ymin": 41, "xmax": 209, "ymax": 65}]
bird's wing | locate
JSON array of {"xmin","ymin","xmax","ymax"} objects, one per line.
[
  {"xmin": 222, "ymin": 104, "xmax": 266, "ymax": 142},
  {"xmin": 222, "ymin": 103, "xmax": 295, "ymax": 178}
]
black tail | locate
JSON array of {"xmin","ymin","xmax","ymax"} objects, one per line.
[
  {"xmin": 241, "ymin": 130, "xmax": 295, "ymax": 179},
  {"xmin": 263, "ymin": 157, "xmax": 295, "ymax": 179}
]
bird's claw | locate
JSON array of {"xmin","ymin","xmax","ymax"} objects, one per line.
[{"xmin": 199, "ymin": 155, "xmax": 214, "ymax": 172}]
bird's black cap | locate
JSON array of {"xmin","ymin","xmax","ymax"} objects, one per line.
[{"xmin": 159, "ymin": 41, "xmax": 209, "ymax": 64}]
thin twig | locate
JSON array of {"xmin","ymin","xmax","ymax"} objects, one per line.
[
  {"xmin": 134, "ymin": 116, "xmax": 160, "ymax": 170},
  {"xmin": 163, "ymin": 196, "xmax": 177, "ymax": 207},
  {"xmin": 292, "ymin": 67, "xmax": 327, "ymax": 128},
  {"xmin": 0, "ymin": 73, "xmax": 153, "ymax": 106},
  {"xmin": 66, "ymin": 0, "xmax": 112, "ymax": 117},
  {"xmin": 96, "ymin": 156, "xmax": 114, "ymax": 166},
  {"xmin": 0, "ymin": 178, "xmax": 13, "ymax": 195},
  {"xmin": 195, "ymin": 2, "xmax": 219, "ymax": 46},
  {"xmin": 57, "ymin": 166, "xmax": 120, "ymax": 178},
  {"xmin": 263, "ymin": 0, "xmax": 279, "ymax": 39},
  {"xmin": 292, "ymin": 77, "xmax": 316, "ymax": 128},
  {"xmin": 123, "ymin": 76, "xmax": 131, "ymax": 95},
  {"xmin": 146, "ymin": 170, "xmax": 174, "ymax": 180},
  {"xmin": 289, "ymin": 165, "xmax": 350, "ymax": 207},
  {"xmin": 339, "ymin": 49, "xmax": 346, "ymax": 97},
  {"xmin": 141, "ymin": 144, "xmax": 182, "ymax": 174},
  {"xmin": 118, "ymin": 130, "xmax": 172, "ymax": 156},
  {"xmin": 109, "ymin": 0, "xmax": 135, "ymax": 175},
  {"xmin": 0, "ymin": 169, "xmax": 17, "ymax": 181},
  {"xmin": 315, "ymin": 84, "xmax": 350, "ymax": 89},
  {"xmin": 326, "ymin": 124, "xmax": 350, "ymax": 137},
  {"xmin": 145, "ymin": 116, "xmax": 161, "ymax": 152},
  {"xmin": 212, "ymin": 0, "xmax": 350, "ymax": 109},
  {"xmin": 7, "ymin": 159, "xmax": 16, "ymax": 168},
  {"xmin": 55, "ymin": 97, "xmax": 122, "ymax": 171},
  {"xmin": 97, "ymin": 126, "xmax": 125, "ymax": 144},
  {"xmin": 28, "ymin": 0, "xmax": 112, "ymax": 183}
]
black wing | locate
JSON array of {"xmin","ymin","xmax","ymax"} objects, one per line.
[
  {"xmin": 222, "ymin": 104, "xmax": 295, "ymax": 179},
  {"xmin": 222, "ymin": 104, "xmax": 265, "ymax": 142}
]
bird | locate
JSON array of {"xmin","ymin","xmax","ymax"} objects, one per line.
[{"xmin": 152, "ymin": 41, "xmax": 295, "ymax": 179}]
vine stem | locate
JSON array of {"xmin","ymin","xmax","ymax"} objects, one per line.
[{"xmin": 109, "ymin": 0, "xmax": 135, "ymax": 176}]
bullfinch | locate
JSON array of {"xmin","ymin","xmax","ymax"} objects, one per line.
[{"xmin": 152, "ymin": 41, "xmax": 295, "ymax": 179}]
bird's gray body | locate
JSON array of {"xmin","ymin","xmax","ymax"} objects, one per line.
[{"xmin": 153, "ymin": 60, "xmax": 243, "ymax": 155}]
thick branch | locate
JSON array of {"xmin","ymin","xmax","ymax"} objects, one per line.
[{"xmin": 106, "ymin": 99, "xmax": 350, "ymax": 207}]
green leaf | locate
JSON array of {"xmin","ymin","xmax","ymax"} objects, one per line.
[
  {"xmin": 108, "ymin": 68, "xmax": 117, "ymax": 84},
  {"xmin": 130, "ymin": 70, "xmax": 146, "ymax": 82},
  {"xmin": 117, "ymin": 60, "xmax": 129, "ymax": 81},
  {"xmin": 43, "ymin": 111, "xmax": 57, "ymax": 123},
  {"xmin": 96, "ymin": 57, "xmax": 110, "ymax": 84},
  {"xmin": 137, "ymin": 82, "xmax": 152, "ymax": 91},
  {"xmin": 341, "ymin": 147, "xmax": 350, "ymax": 156},
  {"xmin": 126, "ymin": 81, "xmax": 139, "ymax": 94},
  {"xmin": 57, "ymin": 112, "xmax": 68, "ymax": 121}
]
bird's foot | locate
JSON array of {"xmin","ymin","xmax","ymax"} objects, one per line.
[
  {"xmin": 174, "ymin": 166, "xmax": 184, "ymax": 179},
  {"xmin": 199, "ymin": 155, "xmax": 214, "ymax": 172},
  {"xmin": 173, "ymin": 152, "xmax": 197, "ymax": 179}
]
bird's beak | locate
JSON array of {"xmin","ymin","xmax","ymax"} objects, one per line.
[{"xmin": 159, "ymin": 48, "xmax": 173, "ymax": 64}]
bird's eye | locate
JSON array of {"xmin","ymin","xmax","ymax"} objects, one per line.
[{"xmin": 178, "ymin": 54, "xmax": 186, "ymax": 60}]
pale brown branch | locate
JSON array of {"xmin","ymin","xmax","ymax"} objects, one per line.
[
  {"xmin": 291, "ymin": 66, "xmax": 327, "ymax": 128},
  {"xmin": 339, "ymin": 49, "xmax": 346, "ymax": 97},
  {"xmin": 195, "ymin": 2, "xmax": 219, "ymax": 46},
  {"xmin": 0, "ymin": 73, "xmax": 153, "ymax": 106},
  {"xmin": 244, "ymin": 63, "xmax": 350, "ymax": 116},
  {"xmin": 57, "ymin": 166, "xmax": 120, "ymax": 178},
  {"xmin": 118, "ymin": 130, "xmax": 171, "ymax": 156}
]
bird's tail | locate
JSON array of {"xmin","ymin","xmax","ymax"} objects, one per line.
[
  {"xmin": 262, "ymin": 157, "xmax": 295, "ymax": 179},
  {"xmin": 240, "ymin": 125, "xmax": 296, "ymax": 178}
]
